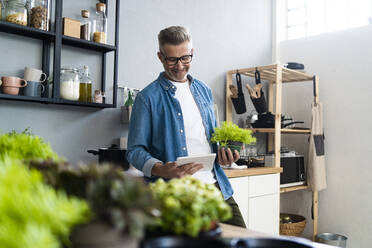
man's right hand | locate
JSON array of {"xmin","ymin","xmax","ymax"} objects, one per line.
[{"xmin": 151, "ymin": 161, "xmax": 203, "ymax": 179}]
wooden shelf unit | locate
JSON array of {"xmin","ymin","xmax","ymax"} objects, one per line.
[
  {"xmin": 280, "ymin": 185, "xmax": 309, "ymax": 193},
  {"xmin": 226, "ymin": 64, "xmax": 319, "ymax": 239},
  {"xmin": 246, "ymin": 128, "xmax": 311, "ymax": 134}
]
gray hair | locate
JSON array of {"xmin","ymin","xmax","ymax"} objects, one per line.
[{"xmin": 158, "ymin": 26, "xmax": 192, "ymax": 51}]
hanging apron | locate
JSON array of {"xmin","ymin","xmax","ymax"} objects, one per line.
[{"xmin": 307, "ymin": 102, "xmax": 327, "ymax": 191}]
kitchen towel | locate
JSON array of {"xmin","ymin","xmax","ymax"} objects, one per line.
[{"xmin": 307, "ymin": 102, "xmax": 327, "ymax": 191}]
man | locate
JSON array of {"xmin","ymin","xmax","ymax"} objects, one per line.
[{"xmin": 126, "ymin": 26, "xmax": 245, "ymax": 227}]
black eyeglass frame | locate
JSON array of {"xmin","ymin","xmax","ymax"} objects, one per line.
[{"xmin": 160, "ymin": 52, "xmax": 193, "ymax": 65}]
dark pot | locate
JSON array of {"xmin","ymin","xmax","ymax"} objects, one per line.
[
  {"xmin": 140, "ymin": 236, "xmax": 227, "ymax": 248},
  {"xmin": 226, "ymin": 141, "xmax": 243, "ymax": 153},
  {"xmin": 88, "ymin": 144, "xmax": 129, "ymax": 170}
]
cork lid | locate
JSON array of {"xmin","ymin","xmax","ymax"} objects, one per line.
[
  {"xmin": 96, "ymin": 3, "xmax": 106, "ymax": 12},
  {"xmin": 81, "ymin": 10, "xmax": 89, "ymax": 18}
]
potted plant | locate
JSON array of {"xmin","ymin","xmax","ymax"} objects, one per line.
[
  {"xmin": 0, "ymin": 157, "xmax": 91, "ymax": 248},
  {"xmin": 121, "ymin": 87, "xmax": 134, "ymax": 123},
  {"xmin": 33, "ymin": 162, "xmax": 158, "ymax": 248},
  {"xmin": 148, "ymin": 176, "xmax": 232, "ymax": 238},
  {"xmin": 211, "ymin": 121, "xmax": 256, "ymax": 152},
  {"xmin": 0, "ymin": 128, "xmax": 63, "ymax": 163}
]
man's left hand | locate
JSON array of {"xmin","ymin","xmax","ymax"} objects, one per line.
[{"xmin": 218, "ymin": 147, "xmax": 240, "ymax": 166}]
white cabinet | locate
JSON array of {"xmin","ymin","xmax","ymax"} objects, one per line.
[{"xmin": 230, "ymin": 173, "xmax": 280, "ymax": 235}]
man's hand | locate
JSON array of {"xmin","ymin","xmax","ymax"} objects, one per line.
[
  {"xmin": 218, "ymin": 147, "xmax": 240, "ymax": 166},
  {"xmin": 151, "ymin": 161, "xmax": 203, "ymax": 179}
]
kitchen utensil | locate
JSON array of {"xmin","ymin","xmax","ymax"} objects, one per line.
[
  {"xmin": 24, "ymin": 67, "xmax": 47, "ymax": 82},
  {"xmin": 250, "ymin": 70, "xmax": 267, "ymax": 113},
  {"xmin": 230, "ymin": 72, "xmax": 247, "ymax": 114},
  {"xmin": 251, "ymin": 113, "xmax": 304, "ymax": 128},
  {"xmin": 286, "ymin": 62, "xmax": 305, "ymax": 70},
  {"xmin": 229, "ymin": 84, "xmax": 238, "ymax": 98},
  {"xmin": 1, "ymin": 76, "xmax": 27, "ymax": 95},
  {"xmin": 245, "ymin": 83, "xmax": 256, "ymax": 98},
  {"xmin": 87, "ymin": 144, "xmax": 129, "ymax": 170},
  {"xmin": 22, "ymin": 81, "xmax": 45, "ymax": 97}
]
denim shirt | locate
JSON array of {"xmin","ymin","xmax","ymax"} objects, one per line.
[{"xmin": 126, "ymin": 72, "xmax": 233, "ymax": 200}]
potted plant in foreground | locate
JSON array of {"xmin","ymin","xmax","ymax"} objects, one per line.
[
  {"xmin": 211, "ymin": 121, "xmax": 256, "ymax": 152},
  {"xmin": 33, "ymin": 162, "xmax": 158, "ymax": 248},
  {"xmin": 148, "ymin": 176, "xmax": 232, "ymax": 238}
]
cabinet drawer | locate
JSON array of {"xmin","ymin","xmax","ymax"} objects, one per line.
[
  {"xmin": 248, "ymin": 193, "xmax": 279, "ymax": 235},
  {"xmin": 248, "ymin": 174, "xmax": 279, "ymax": 197}
]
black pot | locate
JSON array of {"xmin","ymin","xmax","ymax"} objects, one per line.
[{"xmin": 87, "ymin": 144, "xmax": 129, "ymax": 170}]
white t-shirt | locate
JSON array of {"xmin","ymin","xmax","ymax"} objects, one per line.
[{"xmin": 172, "ymin": 80, "xmax": 216, "ymax": 184}]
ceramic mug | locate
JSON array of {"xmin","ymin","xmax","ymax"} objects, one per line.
[
  {"xmin": 24, "ymin": 67, "xmax": 47, "ymax": 82},
  {"xmin": 22, "ymin": 81, "xmax": 45, "ymax": 97},
  {"xmin": 1, "ymin": 76, "xmax": 27, "ymax": 95}
]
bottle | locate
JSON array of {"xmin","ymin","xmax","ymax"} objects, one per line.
[
  {"xmin": 79, "ymin": 65, "xmax": 92, "ymax": 102},
  {"xmin": 92, "ymin": 2, "xmax": 107, "ymax": 44},
  {"xmin": 80, "ymin": 10, "xmax": 91, "ymax": 40},
  {"xmin": 5, "ymin": 0, "xmax": 28, "ymax": 26}
]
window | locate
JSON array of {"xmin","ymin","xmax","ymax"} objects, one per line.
[{"xmin": 286, "ymin": 0, "xmax": 372, "ymax": 40}]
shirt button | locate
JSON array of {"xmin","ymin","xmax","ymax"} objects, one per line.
[
  {"xmin": 172, "ymin": 86, "xmax": 175, "ymax": 88},
  {"xmin": 178, "ymin": 113, "xmax": 181, "ymax": 116},
  {"xmin": 180, "ymin": 129, "xmax": 184, "ymax": 133},
  {"xmin": 183, "ymin": 147, "xmax": 186, "ymax": 151}
]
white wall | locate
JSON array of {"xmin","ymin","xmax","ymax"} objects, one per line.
[
  {"xmin": 0, "ymin": 0, "xmax": 272, "ymax": 163},
  {"xmin": 279, "ymin": 24, "xmax": 372, "ymax": 248}
]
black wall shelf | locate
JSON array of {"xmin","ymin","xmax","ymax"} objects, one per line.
[
  {"xmin": 62, "ymin": 35, "xmax": 116, "ymax": 52},
  {"xmin": 0, "ymin": 93, "xmax": 113, "ymax": 108},
  {"xmin": 0, "ymin": 0, "xmax": 120, "ymax": 109},
  {"xmin": 0, "ymin": 21, "xmax": 55, "ymax": 41}
]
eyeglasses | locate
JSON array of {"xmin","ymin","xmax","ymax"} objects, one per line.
[{"xmin": 161, "ymin": 52, "xmax": 193, "ymax": 65}]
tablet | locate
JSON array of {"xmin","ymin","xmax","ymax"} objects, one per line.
[{"xmin": 176, "ymin": 153, "xmax": 216, "ymax": 172}]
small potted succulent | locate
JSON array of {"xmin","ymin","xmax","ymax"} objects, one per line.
[
  {"xmin": 121, "ymin": 87, "xmax": 134, "ymax": 123},
  {"xmin": 211, "ymin": 121, "xmax": 256, "ymax": 152},
  {"xmin": 148, "ymin": 176, "xmax": 232, "ymax": 238}
]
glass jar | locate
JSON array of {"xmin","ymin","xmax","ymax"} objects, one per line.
[
  {"xmin": 92, "ymin": 3, "xmax": 107, "ymax": 44},
  {"xmin": 80, "ymin": 10, "xmax": 91, "ymax": 40},
  {"xmin": 0, "ymin": 0, "xmax": 3, "ymax": 20},
  {"xmin": 29, "ymin": 0, "xmax": 50, "ymax": 31},
  {"xmin": 60, "ymin": 67, "xmax": 80, "ymax": 101},
  {"xmin": 5, "ymin": 0, "xmax": 28, "ymax": 26},
  {"xmin": 78, "ymin": 65, "xmax": 92, "ymax": 102}
]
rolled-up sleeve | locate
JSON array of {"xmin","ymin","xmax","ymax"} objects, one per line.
[{"xmin": 126, "ymin": 93, "xmax": 161, "ymax": 177}]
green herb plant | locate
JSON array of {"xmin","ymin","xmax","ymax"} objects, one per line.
[
  {"xmin": 0, "ymin": 130, "xmax": 62, "ymax": 162},
  {"xmin": 36, "ymin": 163, "xmax": 158, "ymax": 239},
  {"xmin": 124, "ymin": 88, "xmax": 134, "ymax": 107},
  {"xmin": 149, "ymin": 176, "xmax": 232, "ymax": 237},
  {"xmin": 211, "ymin": 121, "xmax": 256, "ymax": 147},
  {"xmin": 0, "ymin": 157, "xmax": 91, "ymax": 248}
]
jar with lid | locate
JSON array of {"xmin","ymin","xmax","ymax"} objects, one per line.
[
  {"xmin": 5, "ymin": 0, "xmax": 28, "ymax": 26},
  {"xmin": 29, "ymin": 0, "xmax": 50, "ymax": 31},
  {"xmin": 60, "ymin": 67, "xmax": 80, "ymax": 101},
  {"xmin": 78, "ymin": 65, "xmax": 92, "ymax": 102},
  {"xmin": 92, "ymin": 2, "xmax": 107, "ymax": 44},
  {"xmin": 80, "ymin": 10, "xmax": 91, "ymax": 40},
  {"xmin": 0, "ymin": 0, "xmax": 4, "ymax": 20}
]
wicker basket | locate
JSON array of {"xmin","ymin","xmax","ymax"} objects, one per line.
[{"xmin": 280, "ymin": 213, "xmax": 306, "ymax": 236}]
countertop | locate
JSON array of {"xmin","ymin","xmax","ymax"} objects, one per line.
[
  {"xmin": 220, "ymin": 223, "xmax": 333, "ymax": 248},
  {"xmin": 223, "ymin": 167, "xmax": 282, "ymax": 178}
]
